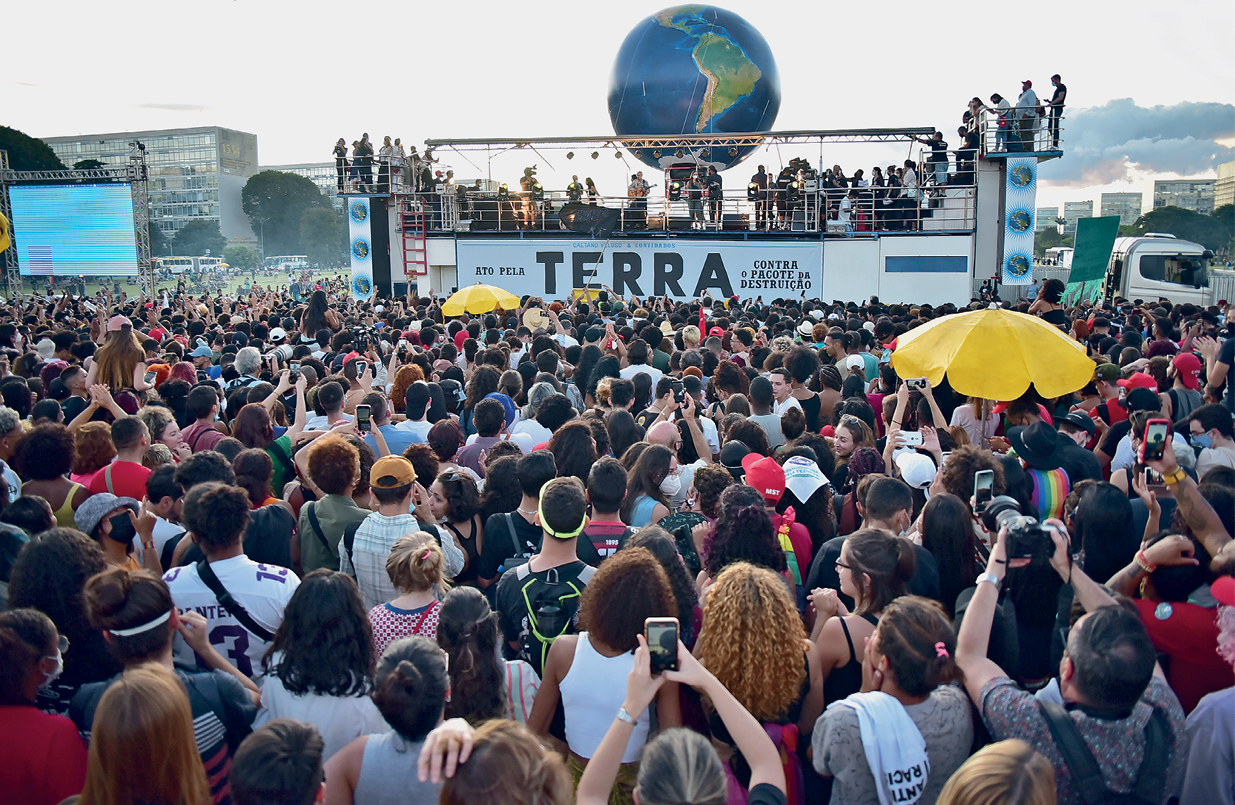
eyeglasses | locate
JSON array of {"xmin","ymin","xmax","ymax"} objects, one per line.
[
  {"xmin": 442, "ymin": 471, "xmax": 462, "ymax": 483},
  {"xmin": 57, "ymin": 634, "xmax": 70, "ymax": 654},
  {"xmin": 835, "ymin": 559, "xmax": 850, "ymax": 571}
]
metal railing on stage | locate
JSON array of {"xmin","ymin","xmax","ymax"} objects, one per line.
[{"xmin": 976, "ymin": 108, "xmax": 1064, "ymax": 155}]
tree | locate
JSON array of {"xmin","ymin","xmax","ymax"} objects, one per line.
[
  {"xmin": 1035, "ymin": 227, "xmax": 1072, "ymax": 258},
  {"xmin": 1126, "ymin": 205, "xmax": 1233, "ymax": 252},
  {"xmin": 147, "ymin": 221, "xmax": 170, "ymax": 257},
  {"xmin": 241, "ymin": 171, "xmax": 332, "ymax": 256},
  {"xmin": 223, "ymin": 245, "xmax": 259, "ymax": 271},
  {"xmin": 0, "ymin": 125, "xmax": 66, "ymax": 171},
  {"xmin": 172, "ymin": 221, "xmax": 226, "ymax": 257},
  {"xmin": 73, "ymin": 159, "xmax": 105, "ymax": 170},
  {"xmin": 300, "ymin": 207, "xmax": 345, "ymax": 265}
]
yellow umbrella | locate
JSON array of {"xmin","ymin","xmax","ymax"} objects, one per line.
[
  {"xmin": 440, "ymin": 283, "xmax": 522, "ymax": 316},
  {"xmin": 890, "ymin": 308, "xmax": 1094, "ymax": 400}
]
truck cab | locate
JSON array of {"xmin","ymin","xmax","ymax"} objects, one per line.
[{"xmin": 1103, "ymin": 234, "xmax": 1212, "ymax": 306}]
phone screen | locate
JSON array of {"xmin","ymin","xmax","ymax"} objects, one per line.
[
  {"xmin": 973, "ymin": 470, "xmax": 995, "ymax": 513},
  {"xmin": 356, "ymin": 405, "xmax": 371, "ymax": 433},
  {"xmin": 646, "ymin": 618, "xmax": 679, "ymax": 675},
  {"xmin": 144, "ymin": 371, "xmax": 157, "ymax": 384},
  {"xmin": 289, "ymin": 361, "xmax": 301, "ymax": 381},
  {"xmin": 1142, "ymin": 420, "xmax": 1170, "ymax": 462},
  {"xmin": 108, "ymin": 512, "xmax": 137, "ymax": 544},
  {"xmin": 355, "ymin": 361, "xmax": 367, "ymax": 376}
]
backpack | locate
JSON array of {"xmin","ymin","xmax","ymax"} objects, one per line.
[
  {"xmin": 1037, "ymin": 701, "xmax": 1171, "ymax": 805},
  {"xmin": 514, "ymin": 562, "xmax": 596, "ymax": 676}
]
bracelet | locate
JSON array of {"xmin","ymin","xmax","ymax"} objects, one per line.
[
  {"xmin": 1135, "ymin": 550, "xmax": 1157, "ymax": 574},
  {"xmin": 1161, "ymin": 467, "xmax": 1186, "ymax": 486},
  {"xmin": 616, "ymin": 706, "xmax": 637, "ymax": 725},
  {"xmin": 976, "ymin": 572, "xmax": 1002, "ymax": 592}
]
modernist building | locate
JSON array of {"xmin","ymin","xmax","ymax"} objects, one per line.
[
  {"xmin": 1035, "ymin": 207, "xmax": 1059, "ymax": 232},
  {"xmin": 1100, "ymin": 192, "xmax": 1143, "ymax": 226},
  {"xmin": 1062, "ymin": 200, "xmax": 1093, "ymax": 236},
  {"xmin": 1152, "ymin": 179, "xmax": 1216, "ymax": 215},
  {"xmin": 1215, "ymin": 162, "xmax": 1234, "ymax": 210},
  {"xmin": 42, "ymin": 126, "xmax": 260, "ymax": 248}
]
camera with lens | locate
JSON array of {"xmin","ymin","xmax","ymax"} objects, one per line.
[
  {"xmin": 980, "ymin": 495, "xmax": 1055, "ymax": 567},
  {"xmin": 348, "ymin": 325, "xmax": 377, "ymax": 352}
]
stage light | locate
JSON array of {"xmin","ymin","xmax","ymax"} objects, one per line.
[
  {"xmin": 592, "ymin": 151, "xmax": 600, "ymax": 159},
  {"xmin": 729, "ymin": 147, "xmax": 738, "ymax": 156},
  {"xmin": 653, "ymin": 149, "xmax": 662, "ymax": 159},
  {"xmin": 669, "ymin": 181, "xmax": 682, "ymax": 201},
  {"xmin": 566, "ymin": 151, "xmax": 574, "ymax": 159},
  {"xmin": 675, "ymin": 149, "xmax": 685, "ymax": 158},
  {"xmin": 747, "ymin": 182, "xmax": 759, "ymax": 200},
  {"xmin": 700, "ymin": 148, "xmax": 710, "ymax": 158},
  {"xmin": 532, "ymin": 183, "xmax": 544, "ymax": 200},
  {"xmin": 633, "ymin": 150, "xmax": 642, "ymax": 159}
]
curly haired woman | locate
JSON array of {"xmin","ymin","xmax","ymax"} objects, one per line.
[
  {"xmin": 699, "ymin": 484, "xmax": 787, "ymax": 591},
  {"xmin": 527, "ymin": 547, "xmax": 680, "ymax": 804},
  {"xmin": 694, "ymin": 562, "xmax": 823, "ymax": 798}
]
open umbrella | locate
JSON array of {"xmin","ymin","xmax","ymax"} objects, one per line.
[
  {"xmin": 440, "ymin": 283, "xmax": 521, "ymax": 316},
  {"xmin": 890, "ymin": 308, "xmax": 1094, "ymax": 400}
]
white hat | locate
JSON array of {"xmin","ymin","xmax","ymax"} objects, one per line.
[
  {"xmin": 796, "ymin": 321, "xmax": 815, "ymax": 338},
  {"xmin": 374, "ymin": 305, "xmax": 385, "ymax": 314},
  {"xmin": 36, "ymin": 338, "xmax": 56, "ymax": 361},
  {"xmin": 862, "ymin": 321, "xmax": 876, "ymax": 332},
  {"xmin": 895, "ymin": 451, "xmax": 937, "ymax": 491},
  {"xmin": 783, "ymin": 456, "xmax": 829, "ymax": 502},
  {"xmin": 828, "ymin": 313, "xmax": 841, "ymax": 321},
  {"xmin": 809, "ymin": 309, "xmax": 826, "ymax": 321},
  {"xmin": 845, "ymin": 354, "xmax": 865, "ymax": 370},
  {"xmin": 269, "ymin": 327, "xmax": 287, "ymax": 343}
]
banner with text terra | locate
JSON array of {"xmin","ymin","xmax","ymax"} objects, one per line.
[{"xmin": 455, "ymin": 239, "xmax": 822, "ymax": 301}]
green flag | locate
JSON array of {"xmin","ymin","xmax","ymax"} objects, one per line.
[{"xmin": 1063, "ymin": 216, "xmax": 1121, "ymax": 305}]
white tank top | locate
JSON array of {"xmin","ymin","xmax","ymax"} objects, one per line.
[{"xmin": 558, "ymin": 632, "xmax": 649, "ymax": 762}]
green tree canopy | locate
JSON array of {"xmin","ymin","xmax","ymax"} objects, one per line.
[
  {"xmin": 299, "ymin": 207, "xmax": 344, "ymax": 265},
  {"xmin": 0, "ymin": 126, "xmax": 66, "ymax": 171},
  {"xmin": 73, "ymin": 159, "xmax": 105, "ymax": 170},
  {"xmin": 1035, "ymin": 227, "xmax": 1072, "ymax": 258},
  {"xmin": 223, "ymin": 245, "xmax": 259, "ymax": 271},
  {"xmin": 1127, "ymin": 205, "xmax": 1233, "ymax": 252},
  {"xmin": 172, "ymin": 221, "xmax": 226, "ymax": 257},
  {"xmin": 241, "ymin": 171, "xmax": 331, "ymax": 256},
  {"xmin": 148, "ymin": 221, "xmax": 170, "ymax": 257}
]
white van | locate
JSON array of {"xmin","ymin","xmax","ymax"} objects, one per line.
[{"xmin": 1102, "ymin": 234, "xmax": 1214, "ymax": 306}]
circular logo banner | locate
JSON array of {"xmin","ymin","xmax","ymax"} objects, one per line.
[
  {"xmin": 349, "ymin": 200, "xmax": 369, "ymax": 223},
  {"xmin": 351, "ymin": 238, "xmax": 371, "ymax": 261},
  {"xmin": 1007, "ymin": 209, "xmax": 1033, "ymax": 233},
  {"xmin": 1009, "ymin": 163, "xmax": 1035, "ymax": 189},
  {"xmin": 1004, "ymin": 254, "xmax": 1031, "ymax": 278},
  {"xmin": 352, "ymin": 274, "xmax": 373, "ymax": 297}
]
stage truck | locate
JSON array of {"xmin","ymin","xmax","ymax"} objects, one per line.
[{"xmin": 335, "ymin": 126, "xmax": 1086, "ymax": 306}]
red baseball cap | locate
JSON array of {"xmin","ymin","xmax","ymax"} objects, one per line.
[
  {"xmin": 1212, "ymin": 575, "xmax": 1235, "ymax": 606},
  {"xmin": 993, "ymin": 400, "xmax": 1011, "ymax": 415},
  {"xmin": 708, "ymin": 326, "xmax": 725, "ymax": 338},
  {"xmin": 741, "ymin": 454, "xmax": 785, "ymax": 503},
  {"xmin": 1172, "ymin": 353, "xmax": 1202, "ymax": 391},
  {"xmin": 1117, "ymin": 372, "xmax": 1158, "ymax": 391}
]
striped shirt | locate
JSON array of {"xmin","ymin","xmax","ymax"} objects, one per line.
[
  {"xmin": 340, "ymin": 512, "xmax": 465, "ymax": 610},
  {"xmin": 1025, "ymin": 466, "xmax": 1070, "ymax": 522}
]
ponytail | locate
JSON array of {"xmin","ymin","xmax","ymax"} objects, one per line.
[{"xmin": 874, "ymin": 596, "xmax": 964, "ymax": 697}]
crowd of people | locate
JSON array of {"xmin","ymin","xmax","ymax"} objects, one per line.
[{"xmin": 0, "ymin": 274, "xmax": 1232, "ymax": 805}]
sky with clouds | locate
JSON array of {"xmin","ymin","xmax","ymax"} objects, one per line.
[{"xmin": 4, "ymin": 0, "xmax": 1233, "ymax": 212}]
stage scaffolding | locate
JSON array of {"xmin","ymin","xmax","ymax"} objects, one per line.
[{"xmin": 0, "ymin": 144, "xmax": 153, "ymax": 299}]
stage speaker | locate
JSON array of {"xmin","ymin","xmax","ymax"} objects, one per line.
[
  {"xmin": 370, "ymin": 197, "xmax": 392, "ymax": 295},
  {"xmin": 667, "ymin": 217, "xmax": 693, "ymax": 231},
  {"xmin": 722, "ymin": 213, "xmax": 749, "ymax": 231},
  {"xmin": 469, "ymin": 199, "xmax": 500, "ymax": 231},
  {"xmin": 792, "ymin": 210, "xmax": 807, "ymax": 232}
]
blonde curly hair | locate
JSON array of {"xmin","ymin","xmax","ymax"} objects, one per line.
[{"xmin": 694, "ymin": 562, "xmax": 807, "ymax": 722}]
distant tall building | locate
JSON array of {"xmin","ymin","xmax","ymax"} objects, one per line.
[
  {"xmin": 1035, "ymin": 207, "xmax": 1059, "ymax": 232},
  {"xmin": 1216, "ymin": 161, "xmax": 1234, "ymax": 210},
  {"xmin": 1153, "ymin": 179, "xmax": 1216, "ymax": 215},
  {"xmin": 1062, "ymin": 200, "xmax": 1093, "ymax": 235},
  {"xmin": 1100, "ymin": 192, "xmax": 1142, "ymax": 225},
  {"xmin": 43, "ymin": 126, "xmax": 260, "ymax": 248},
  {"xmin": 259, "ymin": 162, "xmax": 344, "ymax": 211}
]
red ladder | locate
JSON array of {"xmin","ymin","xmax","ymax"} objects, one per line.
[{"xmin": 400, "ymin": 200, "xmax": 428, "ymax": 278}]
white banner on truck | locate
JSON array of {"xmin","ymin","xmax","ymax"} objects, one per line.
[{"xmin": 455, "ymin": 238, "xmax": 822, "ymax": 301}]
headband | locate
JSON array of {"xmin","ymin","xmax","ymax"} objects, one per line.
[
  {"xmin": 108, "ymin": 610, "xmax": 171, "ymax": 637},
  {"xmin": 537, "ymin": 484, "xmax": 588, "ymax": 540}
]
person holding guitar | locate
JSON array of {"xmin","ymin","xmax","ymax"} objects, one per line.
[{"xmin": 627, "ymin": 171, "xmax": 653, "ymax": 230}]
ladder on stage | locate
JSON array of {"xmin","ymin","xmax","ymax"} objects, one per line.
[{"xmin": 400, "ymin": 199, "xmax": 429, "ymax": 278}]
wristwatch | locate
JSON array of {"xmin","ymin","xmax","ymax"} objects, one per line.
[
  {"xmin": 616, "ymin": 706, "xmax": 637, "ymax": 725},
  {"xmin": 976, "ymin": 572, "xmax": 1002, "ymax": 592},
  {"xmin": 1161, "ymin": 467, "xmax": 1186, "ymax": 486}
]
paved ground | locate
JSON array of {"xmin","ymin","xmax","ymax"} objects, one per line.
[{"xmin": 8, "ymin": 269, "xmax": 352, "ymax": 300}]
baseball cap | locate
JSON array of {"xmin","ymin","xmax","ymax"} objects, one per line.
[
  {"xmin": 741, "ymin": 454, "xmax": 785, "ymax": 503},
  {"xmin": 189, "ymin": 344, "xmax": 213, "ymax": 359},
  {"xmin": 1213, "ymin": 575, "xmax": 1235, "ymax": 607},
  {"xmin": 895, "ymin": 451, "xmax": 937, "ymax": 491},
  {"xmin": 1060, "ymin": 411, "xmax": 1096, "ymax": 436},
  {"xmin": 484, "ymin": 392, "xmax": 517, "ymax": 430},
  {"xmin": 107, "ymin": 315, "xmax": 133, "ymax": 332},
  {"xmin": 1022, "ymin": 79, "xmax": 1032, "ymax": 87},
  {"xmin": 269, "ymin": 327, "xmax": 287, "ymax": 343},
  {"xmin": 1094, "ymin": 363, "xmax": 1121, "ymax": 383},
  {"xmin": 1172, "ymin": 353, "xmax": 1202, "ymax": 391},
  {"xmin": 783, "ymin": 456, "xmax": 828, "ymax": 502},
  {"xmin": 1118, "ymin": 372, "xmax": 1158, "ymax": 391},
  {"xmin": 1122, "ymin": 387, "xmax": 1161, "ymax": 413},
  {"xmin": 709, "ymin": 326, "xmax": 725, "ymax": 338},
  {"xmin": 845, "ymin": 354, "xmax": 865, "ymax": 370},
  {"xmin": 720, "ymin": 440, "xmax": 751, "ymax": 480},
  {"xmin": 370, "ymin": 456, "xmax": 415, "ymax": 489}
]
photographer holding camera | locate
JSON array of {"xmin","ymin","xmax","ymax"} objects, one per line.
[{"xmin": 956, "ymin": 508, "xmax": 1189, "ymax": 805}]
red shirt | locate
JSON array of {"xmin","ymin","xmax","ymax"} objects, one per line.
[
  {"xmin": 0, "ymin": 706, "xmax": 88, "ymax": 805},
  {"xmin": 182, "ymin": 420, "xmax": 225, "ymax": 453},
  {"xmin": 1136, "ymin": 598, "xmax": 1235, "ymax": 714},
  {"xmin": 89, "ymin": 460, "xmax": 151, "ymax": 500}
]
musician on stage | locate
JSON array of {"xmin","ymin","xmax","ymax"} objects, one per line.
[
  {"xmin": 705, "ymin": 166, "xmax": 723, "ymax": 225},
  {"xmin": 566, "ymin": 176, "xmax": 583, "ymax": 203},
  {"xmin": 750, "ymin": 165, "xmax": 769, "ymax": 229},
  {"xmin": 520, "ymin": 166, "xmax": 539, "ymax": 229},
  {"xmin": 627, "ymin": 171, "xmax": 651, "ymax": 229}
]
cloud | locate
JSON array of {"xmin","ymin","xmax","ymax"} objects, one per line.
[
  {"xmin": 136, "ymin": 103, "xmax": 209, "ymax": 112},
  {"xmin": 1040, "ymin": 98, "xmax": 1235, "ymax": 188}
]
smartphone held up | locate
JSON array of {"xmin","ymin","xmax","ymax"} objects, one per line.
[{"xmin": 645, "ymin": 617, "xmax": 679, "ymax": 675}]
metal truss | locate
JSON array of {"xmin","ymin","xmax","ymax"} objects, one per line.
[
  {"xmin": 0, "ymin": 152, "xmax": 18, "ymax": 299},
  {"xmin": 425, "ymin": 128, "xmax": 938, "ymax": 152}
]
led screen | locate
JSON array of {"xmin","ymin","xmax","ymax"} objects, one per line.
[{"xmin": 10, "ymin": 183, "xmax": 139, "ymax": 276}]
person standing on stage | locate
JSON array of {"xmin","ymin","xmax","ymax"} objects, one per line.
[
  {"xmin": 705, "ymin": 166, "xmax": 723, "ymax": 225},
  {"xmin": 378, "ymin": 136, "xmax": 393, "ymax": 194},
  {"xmin": 751, "ymin": 165, "xmax": 769, "ymax": 229},
  {"xmin": 566, "ymin": 176, "xmax": 583, "ymax": 203},
  {"xmin": 1014, "ymin": 81, "xmax": 1039, "ymax": 152},
  {"xmin": 687, "ymin": 172, "xmax": 704, "ymax": 228},
  {"xmin": 627, "ymin": 172, "xmax": 650, "ymax": 229},
  {"xmin": 585, "ymin": 177, "xmax": 599, "ymax": 205},
  {"xmin": 1048, "ymin": 74, "xmax": 1067, "ymax": 149},
  {"xmin": 333, "ymin": 139, "xmax": 348, "ymax": 194}
]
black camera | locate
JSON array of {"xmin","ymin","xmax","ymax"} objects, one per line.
[{"xmin": 980, "ymin": 496, "xmax": 1055, "ymax": 568}]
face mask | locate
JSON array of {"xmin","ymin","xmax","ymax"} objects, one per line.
[
  {"xmin": 1191, "ymin": 433, "xmax": 1213, "ymax": 450},
  {"xmin": 41, "ymin": 650, "xmax": 63, "ymax": 689},
  {"xmin": 660, "ymin": 473, "xmax": 682, "ymax": 497}
]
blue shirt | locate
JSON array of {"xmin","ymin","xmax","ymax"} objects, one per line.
[{"xmin": 363, "ymin": 423, "xmax": 423, "ymax": 457}]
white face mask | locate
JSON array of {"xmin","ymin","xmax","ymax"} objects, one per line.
[
  {"xmin": 660, "ymin": 473, "xmax": 682, "ymax": 497},
  {"xmin": 41, "ymin": 649, "xmax": 64, "ymax": 690}
]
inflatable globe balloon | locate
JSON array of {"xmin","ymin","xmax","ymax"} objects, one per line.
[{"xmin": 608, "ymin": 5, "xmax": 780, "ymax": 171}]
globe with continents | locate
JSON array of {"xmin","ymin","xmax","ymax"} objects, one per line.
[{"xmin": 608, "ymin": 5, "xmax": 780, "ymax": 171}]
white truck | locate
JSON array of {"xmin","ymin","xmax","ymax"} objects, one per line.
[{"xmin": 1101, "ymin": 234, "xmax": 1234, "ymax": 306}]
